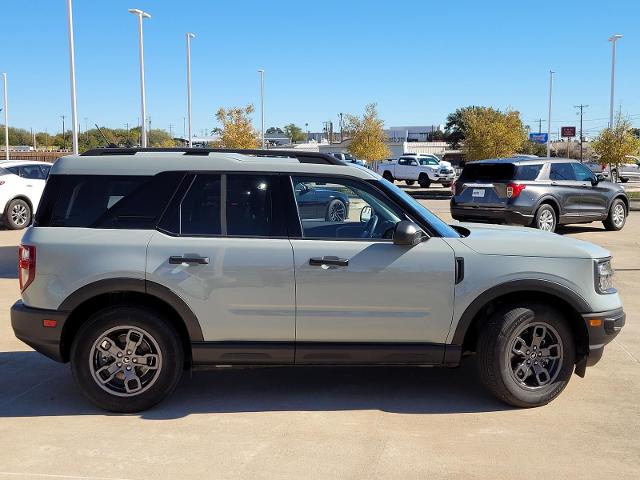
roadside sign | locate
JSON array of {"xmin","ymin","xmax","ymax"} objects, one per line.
[
  {"xmin": 561, "ymin": 126, "xmax": 576, "ymax": 137},
  {"xmin": 529, "ymin": 133, "xmax": 548, "ymax": 144}
]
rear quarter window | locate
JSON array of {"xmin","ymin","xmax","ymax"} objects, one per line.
[
  {"xmin": 35, "ymin": 172, "xmax": 184, "ymax": 228},
  {"xmin": 514, "ymin": 164, "xmax": 543, "ymax": 180}
]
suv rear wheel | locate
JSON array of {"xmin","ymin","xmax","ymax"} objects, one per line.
[
  {"xmin": 70, "ymin": 306, "xmax": 184, "ymax": 412},
  {"xmin": 477, "ymin": 303, "xmax": 575, "ymax": 407},
  {"xmin": 534, "ymin": 204, "xmax": 556, "ymax": 232},
  {"xmin": 603, "ymin": 198, "xmax": 626, "ymax": 231},
  {"xmin": 4, "ymin": 198, "xmax": 31, "ymax": 230},
  {"xmin": 382, "ymin": 171, "xmax": 394, "ymax": 182}
]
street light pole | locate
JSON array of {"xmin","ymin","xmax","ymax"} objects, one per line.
[
  {"xmin": 2, "ymin": 73, "xmax": 7, "ymax": 161},
  {"xmin": 546, "ymin": 70, "xmax": 554, "ymax": 158},
  {"xmin": 129, "ymin": 8, "xmax": 151, "ymax": 147},
  {"xmin": 66, "ymin": 0, "xmax": 79, "ymax": 154},
  {"xmin": 186, "ymin": 33, "xmax": 195, "ymax": 148},
  {"xmin": 608, "ymin": 34, "xmax": 622, "ymax": 128},
  {"xmin": 258, "ymin": 69, "xmax": 264, "ymax": 148},
  {"xmin": 574, "ymin": 104, "xmax": 589, "ymax": 162},
  {"xmin": 61, "ymin": 115, "xmax": 66, "ymax": 150}
]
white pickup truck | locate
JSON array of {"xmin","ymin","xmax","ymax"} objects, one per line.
[{"xmin": 377, "ymin": 154, "xmax": 456, "ymax": 188}]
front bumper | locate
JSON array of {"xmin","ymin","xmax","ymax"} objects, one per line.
[
  {"xmin": 11, "ymin": 300, "xmax": 69, "ymax": 362},
  {"xmin": 582, "ymin": 307, "xmax": 625, "ymax": 368}
]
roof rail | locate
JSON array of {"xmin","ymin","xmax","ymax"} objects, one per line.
[{"xmin": 80, "ymin": 147, "xmax": 346, "ymax": 165}]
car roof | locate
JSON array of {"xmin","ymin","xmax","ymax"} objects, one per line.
[
  {"xmin": 51, "ymin": 150, "xmax": 379, "ymax": 180},
  {"xmin": 472, "ymin": 157, "xmax": 578, "ymax": 166}
]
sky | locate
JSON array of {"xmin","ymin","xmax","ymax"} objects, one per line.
[{"xmin": 1, "ymin": 0, "xmax": 639, "ymax": 139}]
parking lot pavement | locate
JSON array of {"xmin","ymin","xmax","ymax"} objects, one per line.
[{"xmin": 0, "ymin": 212, "xmax": 639, "ymax": 480}]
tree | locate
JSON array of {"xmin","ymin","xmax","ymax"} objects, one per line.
[
  {"xmin": 344, "ymin": 103, "xmax": 390, "ymax": 161},
  {"xmin": 519, "ymin": 140, "xmax": 547, "ymax": 157},
  {"xmin": 283, "ymin": 123, "xmax": 306, "ymax": 143},
  {"xmin": 462, "ymin": 107, "xmax": 527, "ymax": 161},
  {"xmin": 592, "ymin": 114, "xmax": 640, "ymax": 178},
  {"xmin": 444, "ymin": 106, "xmax": 481, "ymax": 148},
  {"xmin": 266, "ymin": 127, "xmax": 284, "ymax": 134},
  {"xmin": 213, "ymin": 105, "xmax": 260, "ymax": 149}
]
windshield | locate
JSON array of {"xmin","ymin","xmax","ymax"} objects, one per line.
[{"xmin": 377, "ymin": 180, "xmax": 461, "ymax": 238}]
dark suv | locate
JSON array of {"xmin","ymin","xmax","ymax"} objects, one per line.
[{"xmin": 451, "ymin": 158, "xmax": 629, "ymax": 232}]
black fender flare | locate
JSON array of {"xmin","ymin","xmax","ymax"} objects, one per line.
[
  {"xmin": 59, "ymin": 277, "xmax": 203, "ymax": 342},
  {"xmin": 450, "ymin": 279, "xmax": 591, "ymax": 345},
  {"xmin": 532, "ymin": 194, "xmax": 561, "ymax": 217}
]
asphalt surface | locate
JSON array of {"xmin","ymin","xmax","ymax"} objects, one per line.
[{"xmin": 0, "ymin": 202, "xmax": 638, "ymax": 480}]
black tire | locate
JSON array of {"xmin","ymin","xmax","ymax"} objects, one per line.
[
  {"xmin": 620, "ymin": 177, "xmax": 629, "ymax": 183},
  {"xmin": 418, "ymin": 174, "xmax": 431, "ymax": 188},
  {"xmin": 533, "ymin": 204, "xmax": 556, "ymax": 232},
  {"xmin": 70, "ymin": 305, "xmax": 184, "ymax": 412},
  {"xmin": 325, "ymin": 199, "xmax": 347, "ymax": 222},
  {"xmin": 405, "ymin": 180, "xmax": 415, "ymax": 186},
  {"xmin": 603, "ymin": 198, "xmax": 627, "ymax": 231},
  {"xmin": 4, "ymin": 198, "xmax": 32, "ymax": 230},
  {"xmin": 476, "ymin": 302, "xmax": 575, "ymax": 408},
  {"xmin": 382, "ymin": 171, "xmax": 394, "ymax": 182}
]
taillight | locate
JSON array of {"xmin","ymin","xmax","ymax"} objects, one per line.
[
  {"xmin": 18, "ymin": 245, "xmax": 36, "ymax": 292},
  {"xmin": 506, "ymin": 183, "xmax": 526, "ymax": 199}
]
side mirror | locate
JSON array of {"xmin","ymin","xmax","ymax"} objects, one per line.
[
  {"xmin": 393, "ymin": 220, "xmax": 426, "ymax": 246},
  {"xmin": 360, "ymin": 205, "xmax": 372, "ymax": 223},
  {"xmin": 592, "ymin": 173, "xmax": 604, "ymax": 185}
]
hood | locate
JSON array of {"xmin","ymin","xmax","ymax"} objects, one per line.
[{"xmin": 454, "ymin": 222, "xmax": 610, "ymax": 259}]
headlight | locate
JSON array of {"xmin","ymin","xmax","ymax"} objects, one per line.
[{"xmin": 594, "ymin": 258, "xmax": 616, "ymax": 294}]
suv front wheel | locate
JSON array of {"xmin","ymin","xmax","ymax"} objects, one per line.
[
  {"xmin": 70, "ymin": 306, "xmax": 184, "ymax": 412},
  {"xmin": 476, "ymin": 303, "xmax": 575, "ymax": 407}
]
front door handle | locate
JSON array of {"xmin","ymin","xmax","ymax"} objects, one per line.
[
  {"xmin": 169, "ymin": 255, "xmax": 210, "ymax": 265},
  {"xmin": 309, "ymin": 256, "xmax": 349, "ymax": 267}
]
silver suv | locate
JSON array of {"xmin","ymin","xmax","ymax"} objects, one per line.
[{"xmin": 11, "ymin": 148, "xmax": 625, "ymax": 412}]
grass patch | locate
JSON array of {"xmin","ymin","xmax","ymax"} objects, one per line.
[{"xmin": 627, "ymin": 191, "xmax": 640, "ymax": 199}]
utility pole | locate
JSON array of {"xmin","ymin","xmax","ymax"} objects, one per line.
[
  {"xmin": 574, "ymin": 104, "xmax": 589, "ymax": 162},
  {"xmin": 169, "ymin": 124, "xmax": 173, "ymax": 138},
  {"xmin": 546, "ymin": 70, "xmax": 554, "ymax": 158},
  {"xmin": 338, "ymin": 113, "xmax": 343, "ymax": 142},
  {"xmin": 31, "ymin": 127, "xmax": 36, "ymax": 150},
  {"xmin": 2, "ymin": 73, "xmax": 8, "ymax": 161},
  {"xmin": 61, "ymin": 115, "xmax": 66, "ymax": 150},
  {"xmin": 536, "ymin": 118, "xmax": 546, "ymax": 134}
]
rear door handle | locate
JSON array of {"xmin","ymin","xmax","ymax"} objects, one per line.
[
  {"xmin": 309, "ymin": 256, "xmax": 349, "ymax": 267},
  {"xmin": 169, "ymin": 255, "xmax": 210, "ymax": 265}
]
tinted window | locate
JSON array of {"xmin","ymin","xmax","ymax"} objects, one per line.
[
  {"xmin": 514, "ymin": 164, "xmax": 543, "ymax": 180},
  {"xmin": 20, "ymin": 165, "xmax": 46, "ymax": 180},
  {"xmin": 550, "ymin": 163, "xmax": 576, "ymax": 181},
  {"xmin": 40, "ymin": 165, "xmax": 51, "ymax": 178},
  {"xmin": 36, "ymin": 175, "xmax": 148, "ymax": 227},
  {"xmin": 459, "ymin": 163, "xmax": 515, "ymax": 181},
  {"xmin": 572, "ymin": 163, "xmax": 594, "ymax": 182},
  {"xmin": 227, "ymin": 175, "xmax": 274, "ymax": 236},
  {"xmin": 418, "ymin": 158, "xmax": 439, "ymax": 166},
  {"xmin": 398, "ymin": 158, "xmax": 408, "ymax": 165},
  {"xmin": 180, "ymin": 175, "xmax": 222, "ymax": 235},
  {"xmin": 6, "ymin": 166, "xmax": 19, "ymax": 176}
]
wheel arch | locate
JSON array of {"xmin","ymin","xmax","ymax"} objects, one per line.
[
  {"xmin": 452, "ymin": 280, "xmax": 590, "ymax": 367},
  {"xmin": 608, "ymin": 194, "xmax": 629, "ymax": 212},
  {"xmin": 4, "ymin": 195, "xmax": 34, "ymax": 214},
  {"xmin": 533, "ymin": 195, "xmax": 561, "ymax": 218},
  {"xmin": 59, "ymin": 278, "xmax": 202, "ymax": 367}
]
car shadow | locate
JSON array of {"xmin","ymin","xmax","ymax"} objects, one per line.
[
  {"xmin": 0, "ymin": 245, "xmax": 17, "ymax": 279},
  {"xmin": 556, "ymin": 225, "xmax": 605, "ymax": 234},
  {"xmin": 0, "ymin": 351, "xmax": 513, "ymax": 419}
]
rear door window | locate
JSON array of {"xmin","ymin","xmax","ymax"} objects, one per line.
[
  {"xmin": 179, "ymin": 175, "xmax": 222, "ymax": 236},
  {"xmin": 550, "ymin": 163, "xmax": 576, "ymax": 181},
  {"xmin": 514, "ymin": 164, "xmax": 543, "ymax": 180},
  {"xmin": 20, "ymin": 165, "xmax": 46, "ymax": 180}
]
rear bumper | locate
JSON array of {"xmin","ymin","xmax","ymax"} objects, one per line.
[
  {"xmin": 582, "ymin": 308, "xmax": 625, "ymax": 367},
  {"xmin": 450, "ymin": 204, "xmax": 534, "ymax": 225},
  {"xmin": 11, "ymin": 300, "xmax": 69, "ymax": 362}
]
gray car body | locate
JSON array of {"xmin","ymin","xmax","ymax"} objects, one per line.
[
  {"xmin": 12, "ymin": 151, "xmax": 623, "ymax": 373},
  {"xmin": 451, "ymin": 157, "xmax": 629, "ymax": 227}
]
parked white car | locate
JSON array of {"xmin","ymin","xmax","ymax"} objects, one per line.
[
  {"xmin": 0, "ymin": 161, "xmax": 52, "ymax": 229},
  {"xmin": 377, "ymin": 154, "xmax": 455, "ymax": 187},
  {"xmin": 611, "ymin": 156, "xmax": 640, "ymax": 182}
]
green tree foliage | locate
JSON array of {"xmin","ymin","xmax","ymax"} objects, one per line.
[
  {"xmin": 266, "ymin": 127, "xmax": 284, "ymax": 134},
  {"xmin": 462, "ymin": 107, "xmax": 527, "ymax": 161},
  {"xmin": 444, "ymin": 106, "xmax": 481, "ymax": 148},
  {"xmin": 519, "ymin": 140, "xmax": 547, "ymax": 157},
  {"xmin": 345, "ymin": 103, "xmax": 390, "ymax": 161},
  {"xmin": 283, "ymin": 123, "xmax": 306, "ymax": 143},
  {"xmin": 213, "ymin": 105, "xmax": 260, "ymax": 149},
  {"xmin": 592, "ymin": 114, "xmax": 640, "ymax": 172}
]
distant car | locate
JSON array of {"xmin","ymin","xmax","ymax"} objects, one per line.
[
  {"xmin": 294, "ymin": 180, "xmax": 350, "ymax": 222},
  {"xmin": 0, "ymin": 160, "xmax": 52, "ymax": 229},
  {"xmin": 328, "ymin": 152, "xmax": 368, "ymax": 167},
  {"xmin": 451, "ymin": 157, "xmax": 629, "ymax": 232},
  {"xmin": 377, "ymin": 155, "xmax": 455, "ymax": 187},
  {"xmin": 583, "ymin": 161, "xmax": 604, "ymax": 174},
  {"xmin": 608, "ymin": 156, "xmax": 640, "ymax": 182}
]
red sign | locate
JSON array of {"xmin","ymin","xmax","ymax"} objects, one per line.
[{"xmin": 561, "ymin": 126, "xmax": 576, "ymax": 137}]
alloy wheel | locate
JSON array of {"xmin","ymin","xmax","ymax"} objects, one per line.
[
  {"xmin": 612, "ymin": 203, "xmax": 625, "ymax": 228},
  {"xmin": 328, "ymin": 202, "xmax": 346, "ymax": 222},
  {"xmin": 537, "ymin": 209, "xmax": 555, "ymax": 231},
  {"xmin": 89, "ymin": 325, "xmax": 163, "ymax": 397},
  {"xmin": 506, "ymin": 322, "xmax": 563, "ymax": 389},
  {"xmin": 11, "ymin": 203, "xmax": 28, "ymax": 226}
]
